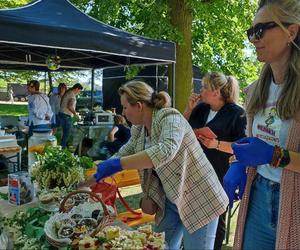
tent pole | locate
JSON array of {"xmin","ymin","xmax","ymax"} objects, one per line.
[
  {"xmin": 155, "ymin": 64, "xmax": 158, "ymax": 91},
  {"xmin": 47, "ymin": 71, "xmax": 53, "ymax": 95},
  {"xmin": 91, "ymin": 68, "xmax": 95, "ymax": 111},
  {"xmin": 172, "ymin": 62, "xmax": 175, "ymax": 108}
]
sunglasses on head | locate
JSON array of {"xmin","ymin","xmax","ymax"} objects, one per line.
[{"xmin": 246, "ymin": 21, "xmax": 290, "ymax": 40}]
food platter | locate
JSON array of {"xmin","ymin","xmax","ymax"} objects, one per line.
[
  {"xmin": 44, "ymin": 190, "xmax": 115, "ymax": 248},
  {"xmin": 37, "ymin": 188, "xmax": 68, "ymax": 212}
]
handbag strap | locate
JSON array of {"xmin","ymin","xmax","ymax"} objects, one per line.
[
  {"xmin": 111, "ymin": 177, "xmax": 142, "ymax": 216},
  {"xmin": 116, "ymin": 188, "xmax": 142, "ymax": 216},
  {"xmin": 143, "ymin": 129, "xmax": 153, "ymax": 199},
  {"xmin": 112, "ymin": 178, "xmax": 143, "ymax": 223},
  {"xmin": 144, "ymin": 168, "xmax": 152, "ymax": 199}
]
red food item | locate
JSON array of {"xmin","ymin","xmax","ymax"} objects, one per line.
[
  {"xmin": 84, "ymin": 242, "xmax": 91, "ymax": 248},
  {"xmin": 146, "ymin": 244, "xmax": 153, "ymax": 250},
  {"xmin": 104, "ymin": 243, "xmax": 113, "ymax": 249}
]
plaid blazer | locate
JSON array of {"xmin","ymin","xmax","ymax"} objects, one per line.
[{"xmin": 116, "ymin": 108, "xmax": 228, "ymax": 233}]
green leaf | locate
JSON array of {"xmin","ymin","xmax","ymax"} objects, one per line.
[
  {"xmin": 24, "ymin": 223, "xmax": 35, "ymax": 237},
  {"xmin": 37, "ymin": 214, "xmax": 51, "ymax": 226},
  {"xmin": 34, "ymin": 227, "xmax": 45, "ymax": 240},
  {"xmin": 0, "ymin": 192, "xmax": 8, "ymax": 200}
]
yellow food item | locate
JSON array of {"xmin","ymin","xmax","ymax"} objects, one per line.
[
  {"xmin": 104, "ymin": 226, "xmax": 120, "ymax": 240},
  {"xmin": 78, "ymin": 236, "xmax": 97, "ymax": 250},
  {"xmin": 39, "ymin": 193, "xmax": 53, "ymax": 204}
]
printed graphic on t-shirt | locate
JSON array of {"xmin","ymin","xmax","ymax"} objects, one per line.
[{"xmin": 255, "ymin": 101, "xmax": 281, "ymax": 146}]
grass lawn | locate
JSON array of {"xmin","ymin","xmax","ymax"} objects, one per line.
[{"xmin": 0, "ymin": 103, "xmax": 28, "ymax": 116}]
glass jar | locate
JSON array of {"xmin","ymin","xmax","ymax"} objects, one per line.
[{"xmin": 28, "ymin": 128, "xmax": 57, "ymax": 171}]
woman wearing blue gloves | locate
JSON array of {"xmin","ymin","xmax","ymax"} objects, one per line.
[
  {"xmin": 223, "ymin": 0, "xmax": 300, "ymax": 249},
  {"xmin": 82, "ymin": 80, "xmax": 228, "ymax": 250}
]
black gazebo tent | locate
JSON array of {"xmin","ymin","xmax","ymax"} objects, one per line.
[
  {"xmin": 0, "ymin": 0, "xmax": 176, "ymax": 105},
  {"xmin": 0, "ymin": 0, "xmax": 175, "ymax": 71}
]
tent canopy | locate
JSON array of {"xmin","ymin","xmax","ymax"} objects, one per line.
[{"xmin": 0, "ymin": 0, "xmax": 176, "ymax": 71}]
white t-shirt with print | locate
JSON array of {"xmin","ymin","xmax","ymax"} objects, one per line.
[{"xmin": 252, "ymin": 81, "xmax": 290, "ymax": 183}]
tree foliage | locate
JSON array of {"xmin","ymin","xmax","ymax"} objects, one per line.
[
  {"xmin": 0, "ymin": 0, "xmax": 260, "ymax": 108},
  {"xmin": 0, "ymin": 0, "xmax": 29, "ymax": 8},
  {"xmin": 71, "ymin": 0, "xmax": 260, "ymax": 109},
  {"xmin": 192, "ymin": 0, "xmax": 260, "ymax": 88}
]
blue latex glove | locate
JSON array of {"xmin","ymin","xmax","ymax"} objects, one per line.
[
  {"xmin": 223, "ymin": 161, "xmax": 247, "ymax": 208},
  {"xmin": 93, "ymin": 158, "xmax": 123, "ymax": 182},
  {"xmin": 232, "ymin": 137, "xmax": 274, "ymax": 166}
]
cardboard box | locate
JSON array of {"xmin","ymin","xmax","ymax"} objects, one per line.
[{"xmin": 8, "ymin": 172, "xmax": 34, "ymax": 205}]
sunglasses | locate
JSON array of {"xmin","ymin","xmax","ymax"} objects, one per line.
[{"xmin": 246, "ymin": 21, "xmax": 290, "ymax": 40}]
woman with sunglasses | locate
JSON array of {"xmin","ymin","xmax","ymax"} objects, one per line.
[{"xmin": 223, "ymin": 0, "xmax": 300, "ymax": 249}]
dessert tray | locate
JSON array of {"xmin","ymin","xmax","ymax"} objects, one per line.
[{"xmin": 71, "ymin": 224, "xmax": 165, "ymax": 250}]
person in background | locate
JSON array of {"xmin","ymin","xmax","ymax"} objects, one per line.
[
  {"xmin": 100, "ymin": 114, "xmax": 131, "ymax": 156},
  {"xmin": 183, "ymin": 72, "xmax": 246, "ymax": 250},
  {"xmin": 59, "ymin": 83, "xmax": 83, "ymax": 148},
  {"xmin": 8, "ymin": 86, "xmax": 14, "ymax": 104},
  {"xmin": 80, "ymin": 80, "xmax": 228, "ymax": 250},
  {"xmin": 27, "ymin": 80, "xmax": 53, "ymax": 136},
  {"xmin": 223, "ymin": 0, "xmax": 300, "ymax": 249},
  {"xmin": 49, "ymin": 83, "xmax": 67, "ymax": 133}
]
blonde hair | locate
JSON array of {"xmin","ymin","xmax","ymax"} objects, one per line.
[
  {"xmin": 202, "ymin": 72, "xmax": 240, "ymax": 104},
  {"xmin": 248, "ymin": 0, "xmax": 300, "ymax": 120},
  {"xmin": 118, "ymin": 80, "xmax": 171, "ymax": 109},
  {"xmin": 113, "ymin": 114, "xmax": 127, "ymax": 126}
]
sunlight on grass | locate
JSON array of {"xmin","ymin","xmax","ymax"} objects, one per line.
[{"xmin": 0, "ymin": 103, "xmax": 28, "ymax": 116}]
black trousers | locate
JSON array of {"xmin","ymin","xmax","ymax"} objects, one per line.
[{"xmin": 214, "ymin": 211, "xmax": 227, "ymax": 250}]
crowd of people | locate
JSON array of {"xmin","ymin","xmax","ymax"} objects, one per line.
[
  {"xmin": 79, "ymin": 0, "xmax": 300, "ymax": 249},
  {"xmin": 23, "ymin": 0, "xmax": 300, "ymax": 249},
  {"xmin": 26, "ymin": 81, "xmax": 83, "ymax": 148}
]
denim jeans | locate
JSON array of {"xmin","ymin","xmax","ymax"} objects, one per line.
[
  {"xmin": 243, "ymin": 174, "xmax": 280, "ymax": 250},
  {"xmin": 51, "ymin": 114, "xmax": 61, "ymax": 128},
  {"xmin": 59, "ymin": 112, "xmax": 72, "ymax": 148},
  {"xmin": 155, "ymin": 198, "xmax": 218, "ymax": 250}
]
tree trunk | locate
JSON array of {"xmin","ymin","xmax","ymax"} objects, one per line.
[{"xmin": 168, "ymin": 0, "xmax": 193, "ymax": 112}]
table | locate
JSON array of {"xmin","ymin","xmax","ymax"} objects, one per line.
[{"xmin": 0, "ymin": 186, "xmax": 38, "ymax": 218}]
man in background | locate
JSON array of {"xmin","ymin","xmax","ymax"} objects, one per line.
[
  {"xmin": 59, "ymin": 83, "xmax": 83, "ymax": 148},
  {"xmin": 27, "ymin": 80, "xmax": 53, "ymax": 136}
]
